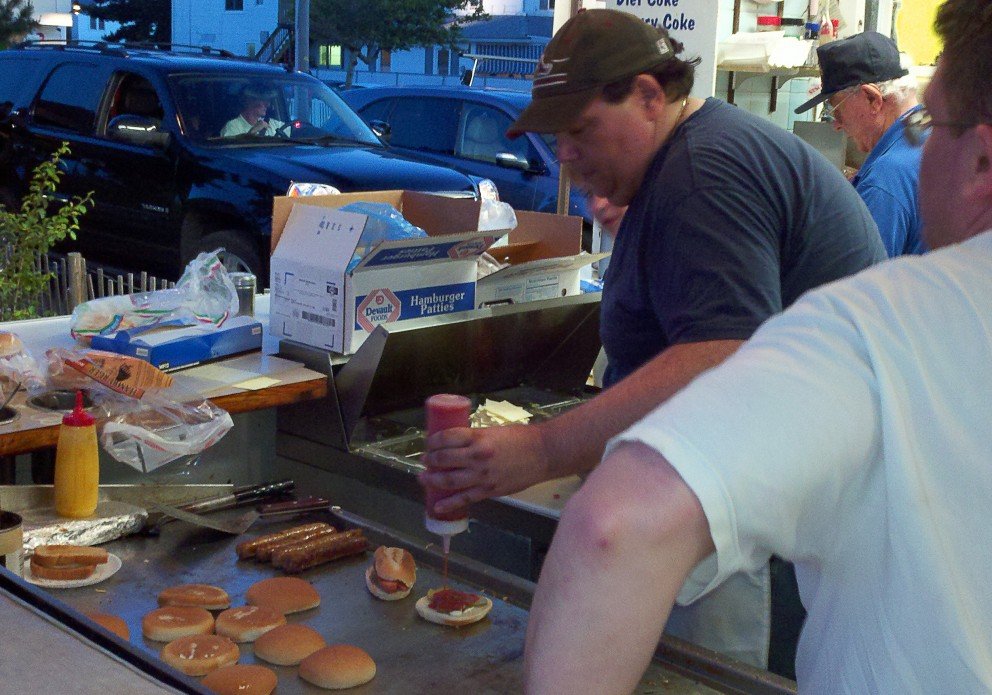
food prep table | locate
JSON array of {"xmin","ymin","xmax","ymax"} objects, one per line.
[{"xmin": 5, "ymin": 505, "xmax": 795, "ymax": 694}]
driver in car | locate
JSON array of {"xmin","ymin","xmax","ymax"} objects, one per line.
[{"xmin": 221, "ymin": 84, "xmax": 286, "ymax": 137}]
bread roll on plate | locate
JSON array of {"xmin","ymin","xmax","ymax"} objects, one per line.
[
  {"xmin": 254, "ymin": 623, "xmax": 326, "ymax": 666},
  {"xmin": 365, "ymin": 546, "xmax": 416, "ymax": 601},
  {"xmin": 157, "ymin": 583, "xmax": 230, "ymax": 610},
  {"xmin": 214, "ymin": 605, "xmax": 285, "ymax": 642},
  {"xmin": 201, "ymin": 664, "xmax": 277, "ymax": 695},
  {"xmin": 299, "ymin": 644, "xmax": 376, "ymax": 690},
  {"xmin": 160, "ymin": 634, "xmax": 239, "ymax": 676},
  {"xmin": 142, "ymin": 606, "xmax": 214, "ymax": 641}
]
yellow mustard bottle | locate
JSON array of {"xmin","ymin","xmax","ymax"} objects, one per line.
[{"xmin": 54, "ymin": 390, "xmax": 99, "ymax": 518}]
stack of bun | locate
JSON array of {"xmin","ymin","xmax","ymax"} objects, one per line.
[{"xmin": 29, "ymin": 545, "xmax": 108, "ymax": 581}]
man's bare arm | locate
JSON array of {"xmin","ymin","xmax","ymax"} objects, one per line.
[{"xmin": 524, "ymin": 441, "xmax": 715, "ymax": 694}]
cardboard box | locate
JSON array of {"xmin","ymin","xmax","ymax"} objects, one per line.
[
  {"xmin": 269, "ymin": 191, "xmax": 603, "ymax": 353},
  {"xmin": 477, "ymin": 209, "xmax": 607, "ymax": 307},
  {"xmin": 89, "ymin": 316, "xmax": 263, "ymax": 371},
  {"xmin": 269, "ymin": 191, "xmax": 504, "ymax": 354}
]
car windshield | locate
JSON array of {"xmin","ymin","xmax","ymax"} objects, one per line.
[{"xmin": 169, "ymin": 73, "xmax": 382, "ymax": 146}]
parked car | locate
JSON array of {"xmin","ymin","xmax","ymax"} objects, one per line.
[
  {"xmin": 340, "ymin": 85, "xmax": 592, "ymax": 244},
  {"xmin": 0, "ymin": 43, "xmax": 495, "ymax": 280}
]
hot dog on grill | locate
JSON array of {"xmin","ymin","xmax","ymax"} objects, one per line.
[
  {"xmin": 256, "ymin": 527, "xmax": 338, "ymax": 563},
  {"xmin": 280, "ymin": 530, "xmax": 369, "ymax": 574},
  {"xmin": 235, "ymin": 523, "xmax": 330, "ymax": 560}
]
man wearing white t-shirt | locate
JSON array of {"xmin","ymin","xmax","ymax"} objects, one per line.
[{"xmin": 524, "ymin": 1, "xmax": 992, "ymax": 692}]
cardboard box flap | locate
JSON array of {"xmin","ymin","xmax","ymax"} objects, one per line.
[
  {"xmin": 480, "ymin": 252, "xmax": 611, "ymax": 284},
  {"xmin": 504, "ymin": 209, "xmax": 584, "ymax": 260},
  {"xmin": 277, "ymin": 204, "xmax": 366, "ymax": 274},
  {"xmin": 485, "ymin": 240, "xmax": 539, "ymax": 266},
  {"xmin": 354, "ymin": 230, "xmax": 503, "ymax": 271}
]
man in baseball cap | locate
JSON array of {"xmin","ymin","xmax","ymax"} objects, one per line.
[
  {"xmin": 426, "ymin": 8, "xmax": 883, "ymax": 678},
  {"xmin": 797, "ymin": 32, "xmax": 927, "ymax": 257}
]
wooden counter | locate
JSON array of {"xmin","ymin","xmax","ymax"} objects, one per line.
[{"xmin": 0, "ymin": 296, "xmax": 329, "ymax": 456}]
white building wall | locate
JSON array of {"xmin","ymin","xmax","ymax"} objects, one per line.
[{"xmin": 172, "ymin": 0, "xmax": 279, "ymax": 58}]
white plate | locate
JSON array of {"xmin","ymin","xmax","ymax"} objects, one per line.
[{"xmin": 22, "ymin": 552, "xmax": 122, "ymax": 589}]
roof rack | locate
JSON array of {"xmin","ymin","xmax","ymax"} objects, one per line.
[{"xmin": 11, "ymin": 39, "xmax": 248, "ymax": 62}]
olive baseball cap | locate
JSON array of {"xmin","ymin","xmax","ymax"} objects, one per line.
[
  {"xmin": 507, "ymin": 9, "xmax": 676, "ymax": 138},
  {"xmin": 794, "ymin": 32, "xmax": 908, "ymax": 113}
]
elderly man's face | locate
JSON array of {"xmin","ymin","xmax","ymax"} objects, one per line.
[
  {"xmin": 554, "ymin": 89, "xmax": 658, "ymax": 207},
  {"xmin": 242, "ymin": 97, "xmax": 270, "ymax": 123},
  {"xmin": 827, "ymin": 85, "xmax": 881, "ymax": 153}
]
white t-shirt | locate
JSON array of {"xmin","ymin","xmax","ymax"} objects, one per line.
[
  {"xmin": 220, "ymin": 114, "xmax": 286, "ymax": 137},
  {"xmin": 611, "ymin": 230, "xmax": 992, "ymax": 691}
]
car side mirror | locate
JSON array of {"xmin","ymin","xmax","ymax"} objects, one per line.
[
  {"xmin": 495, "ymin": 152, "xmax": 537, "ymax": 172},
  {"xmin": 108, "ymin": 114, "xmax": 171, "ymax": 149},
  {"xmin": 368, "ymin": 119, "xmax": 391, "ymax": 142}
]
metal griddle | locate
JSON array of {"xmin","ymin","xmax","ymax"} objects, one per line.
[{"xmin": 42, "ymin": 508, "xmax": 793, "ymax": 695}]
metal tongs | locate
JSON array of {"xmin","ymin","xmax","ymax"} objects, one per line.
[{"xmin": 151, "ymin": 494, "xmax": 331, "ymax": 535}]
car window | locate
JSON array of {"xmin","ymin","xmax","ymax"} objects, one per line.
[
  {"xmin": 456, "ymin": 104, "xmax": 534, "ymax": 166},
  {"xmin": 358, "ymin": 98, "xmax": 393, "ymax": 124},
  {"xmin": 33, "ymin": 63, "xmax": 105, "ymax": 134},
  {"xmin": 169, "ymin": 74, "xmax": 381, "ymax": 145},
  {"xmin": 106, "ymin": 73, "xmax": 164, "ymax": 131},
  {"xmin": 388, "ymin": 97, "xmax": 459, "ymax": 154}
]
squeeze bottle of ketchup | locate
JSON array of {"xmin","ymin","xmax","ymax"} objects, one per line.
[
  {"xmin": 54, "ymin": 390, "xmax": 99, "ymax": 518},
  {"xmin": 424, "ymin": 394, "xmax": 471, "ymax": 553}
]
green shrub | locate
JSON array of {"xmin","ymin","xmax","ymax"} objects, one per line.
[{"xmin": 0, "ymin": 142, "xmax": 93, "ymax": 320}]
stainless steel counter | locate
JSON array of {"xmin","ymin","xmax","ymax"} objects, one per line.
[{"xmin": 37, "ymin": 508, "xmax": 790, "ymax": 694}]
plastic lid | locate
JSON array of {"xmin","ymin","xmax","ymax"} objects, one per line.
[
  {"xmin": 781, "ymin": 17, "xmax": 805, "ymax": 25},
  {"xmin": 62, "ymin": 390, "xmax": 95, "ymax": 427},
  {"xmin": 757, "ymin": 15, "xmax": 782, "ymax": 26}
]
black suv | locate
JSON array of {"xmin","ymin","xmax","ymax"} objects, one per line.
[{"xmin": 0, "ymin": 43, "xmax": 494, "ymax": 280}]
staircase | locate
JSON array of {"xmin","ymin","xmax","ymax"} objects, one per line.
[{"xmin": 255, "ymin": 23, "xmax": 293, "ymax": 64}]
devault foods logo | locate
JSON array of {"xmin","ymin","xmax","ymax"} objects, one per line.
[{"xmin": 356, "ymin": 289, "xmax": 401, "ymax": 332}]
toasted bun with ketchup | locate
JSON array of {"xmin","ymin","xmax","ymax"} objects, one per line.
[
  {"xmin": 415, "ymin": 588, "xmax": 493, "ymax": 627},
  {"xmin": 364, "ymin": 546, "xmax": 416, "ymax": 601},
  {"xmin": 0, "ymin": 331, "xmax": 24, "ymax": 359}
]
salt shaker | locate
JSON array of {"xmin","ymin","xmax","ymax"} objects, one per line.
[{"xmin": 229, "ymin": 272, "xmax": 257, "ymax": 317}]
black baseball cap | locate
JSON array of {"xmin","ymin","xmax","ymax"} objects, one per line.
[
  {"xmin": 794, "ymin": 31, "xmax": 908, "ymax": 114},
  {"xmin": 507, "ymin": 9, "xmax": 677, "ymax": 137}
]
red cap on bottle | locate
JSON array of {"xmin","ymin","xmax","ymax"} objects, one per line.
[{"xmin": 62, "ymin": 390, "xmax": 94, "ymax": 427}]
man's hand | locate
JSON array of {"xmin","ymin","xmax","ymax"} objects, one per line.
[
  {"xmin": 420, "ymin": 423, "xmax": 551, "ymax": 516},
  {"xmin": 248, "ymin": 119, "xmax": 269, "ymax": 135}
]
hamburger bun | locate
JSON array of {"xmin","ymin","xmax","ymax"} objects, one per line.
[
  {"xmin": 29, "ymin": 557, "xmax": 96, "ymax": 581},
  {"xmin": 299, "ymin": 644, "xmax": 376, "ymax": 690},
  {"xmin": 31, "ymin": 545, "xmax": 109, "ymax": 568},
  {"xmin": 142, "ymin": 606, "xmax": 215, "ymax": 642},
  {"xmin": 160, "ymin": 634, "xmax": 239, "ymax": 676},
  {"xmin": 253, "ymin": 623, "xmax": 326, "ymax": 666},
  {"xmin": 214, "ymin": 605, "xmax": 286, "ymax": 642},
  {"xmin": 85, "ymin": 612, "xmax": 130, "ymax": 640},
  {"xmin": 157, "ymin": 583, "xmax": 231, "ymax": 610},
  {"xmin": 201, "ymin": 664, "xmax": 277, "ymax": 695},
  {"xmin": 245, "ymin": 576, "xmax": 320, "ymax": 615},
  {"xmin": 365, "ymin": 546, "xmax": 416, "ymax": 601},
  {"xmin": 415, "ymin": 589, "xmax": 493, "ymax": 628},
  {"xmin": 0, "ymin": 331, "xmax": 24, "ymax": 359}
]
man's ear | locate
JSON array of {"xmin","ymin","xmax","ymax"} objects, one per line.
[
  {"xmin": 863, "ymin": 83, "xmax": 884, "ymax": 112},
  {"xmin": 632, "ymin": 74, "xmax": 666, "ymax": 117},
  {"xmin": 967, "ymin": 124, "xmax": 992, "ymax": 200}
]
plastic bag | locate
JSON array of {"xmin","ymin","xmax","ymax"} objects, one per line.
[
  {"xmin": 477, "ymin": 199, "xmax": 517, "ymax": 233},
  {"xmin": 100, "ymin": 392, "xmax": 233, "ymax": 473},
  {"xmin": 338, "ymin": 202, "xmax": 428, "ymax": 272},
  {"xmin": 69, "ymin": 250, "xmax": 239, "ymax": 343},
  {"xmin": 0, "ymin": 331, "xmax": 45, "ymax": 395}
]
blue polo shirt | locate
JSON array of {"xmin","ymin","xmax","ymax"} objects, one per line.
[{"xmin": 851, "ymin": 105, "xmax": 928, "ymax": 257}]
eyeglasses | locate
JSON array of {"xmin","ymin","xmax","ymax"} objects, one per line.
[
  {"xmin": 904, "ymin": 107, "xmax": 982, "ymax": 146},
  {"xmin": 822, "ymin": 89, "xmax": 856, "ymax": 123}
]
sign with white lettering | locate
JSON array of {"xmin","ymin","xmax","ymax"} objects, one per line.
[{"xmin": 614, "ymin": 0, "xmax": 721, "ymax": 98}]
